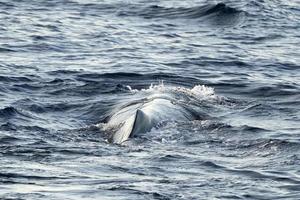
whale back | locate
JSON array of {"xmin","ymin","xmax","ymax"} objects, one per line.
[
  {"xmin": 109, "ymin": 109, "xmax": 153, "ymax": 144},
  {"xmin": 108, "ymin": 97, "xmax": 194, "ymax": 144},
  {"xmin": 131, "ymin": 109, "xmax": 153, "ymax": 135}
]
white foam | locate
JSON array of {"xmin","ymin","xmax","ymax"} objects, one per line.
[
  {"xmin": 190, "ymin": 85, "xmax": 216, "ymax": 99},
  {"xmin": 126, "ymin": 85, "xmax": 138, "ymax": 93},
  {"xmin": 126, "ymin": 82, "xmax": 217, "ymax": 101}
]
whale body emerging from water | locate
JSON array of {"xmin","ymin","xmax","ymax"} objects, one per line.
[
  {"xmin": 102, "ymin": 84, "xmax": 216, "ymax": 144},
  {"xmin": 105, "ymin": 96, "xmax": 196, "ymax": 144}
]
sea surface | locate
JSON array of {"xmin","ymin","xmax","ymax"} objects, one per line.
[{"xmin": 0, "ymin": 0, "xmax": 300, "ymax": 199}]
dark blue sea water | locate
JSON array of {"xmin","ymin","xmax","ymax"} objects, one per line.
[{"xmin": 0, "ymin": 0, "xmax": 300, "ymax": 199}]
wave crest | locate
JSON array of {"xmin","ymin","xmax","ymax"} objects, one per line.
[{"xmin": 118, "ymin": 3, "xmax": 245, "ymax": 26}]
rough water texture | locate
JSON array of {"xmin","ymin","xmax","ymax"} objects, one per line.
[{"xmin": 0, "ymin": 0, "xmax": 300, "ymax": 199}]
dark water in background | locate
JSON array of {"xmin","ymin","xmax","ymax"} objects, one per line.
[{"xmin": 0, "ymin": 0, "xmax": 300, "ymax": 199}]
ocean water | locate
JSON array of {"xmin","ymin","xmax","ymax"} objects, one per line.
[{"xmin": 0, "ymin": 0, "xmax": 299, "ymax": 199}]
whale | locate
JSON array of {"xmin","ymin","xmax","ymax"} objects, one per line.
[
  {"xmin": 104, "ymin": 95, "xmax": 196, "ymax": 144},
  {"xmin": 101, "ymin": 84, "xmax": 216, "ymax": 144}
]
